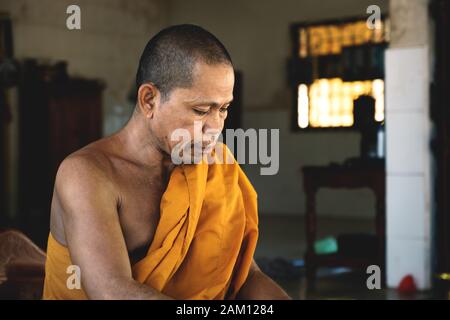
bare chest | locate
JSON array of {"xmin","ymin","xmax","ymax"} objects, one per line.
[{"xmin": 115, "ymin": 170, "xmax": 169, "ymax": 264}]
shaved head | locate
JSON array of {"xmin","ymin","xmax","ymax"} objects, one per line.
[{"xmin": 135, "ymin": 24, "xmax": 233, "ymax": 102}]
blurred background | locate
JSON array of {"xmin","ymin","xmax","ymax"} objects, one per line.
[{"xmin": 0, "ymin": 0, "xmax": 449, "ymax": 300}]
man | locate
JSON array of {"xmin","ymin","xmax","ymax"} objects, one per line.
[{"xmin": 43, "ymin": 24, "xmax": 290, "ymax": 300}]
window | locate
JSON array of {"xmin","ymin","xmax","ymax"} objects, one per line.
[
  {"xmin": 290, "ymin": 17, "xmax": 389, "ymax": 130},
  {"xmin": 298, "ymin": 78, "xmax": 384, "ymax": 128}
]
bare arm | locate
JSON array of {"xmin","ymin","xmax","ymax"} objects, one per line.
[
  {"xmin": 236, "ymin": 260, "xmax": 291, "ymax": 300},
  {"xmin": 55, "ymin": 154, "xmax": 172, "ymax": 300}
]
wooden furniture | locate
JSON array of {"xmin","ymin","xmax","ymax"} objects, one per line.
[
  {"xmin": 302, "ymin": 163, "xmax": 385, "ymax": 291},
  {"xmin": 0, "ymin": 229, "xmax": 46, "ymax": 299},
  {"xmin": 17, "ymin": 60, "xmax": 104, "ymax": 248},
  {"xmin": 0, "ymin": 13, "xmax": 14, "ymax": 223}
]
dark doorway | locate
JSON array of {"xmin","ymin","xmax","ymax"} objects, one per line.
[{"xmin": 431, "ymin": 0, "xmax": 450, "ymax": 277}]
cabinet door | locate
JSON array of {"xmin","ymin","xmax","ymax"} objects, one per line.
[{"xmin": 48, "ymin": 90, "xmax": 102, "ymax": 179}]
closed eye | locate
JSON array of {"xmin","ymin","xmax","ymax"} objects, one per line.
[
  {"xmin": 220, "ymin": 104, "xmax": 230, "ymax": 113},
  {"xmin": 193, "ymin": 108, "xmax": 209, "ymax": 116}
]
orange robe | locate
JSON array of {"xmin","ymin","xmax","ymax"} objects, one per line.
[{"xmin": 43, "ymin": 144, "xmax": 259, "ymax": 299}]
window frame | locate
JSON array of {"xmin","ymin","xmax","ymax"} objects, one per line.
[{"xmin": 289, "ymin": 15, "xmax": 389, "ymax": 132}]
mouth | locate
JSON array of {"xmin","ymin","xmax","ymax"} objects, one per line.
[
  {"xmin": 191, "ymin": 140, "xmax": 216, "ymax": 153},
  {"xmin": 201, "ymin": 144, "xmax": 213, "ymax": 151},
  {"xmin": 171, "ymin": 139, "xmax": 217, "ymax": 165},
  {"xmin": 203, "ymin": 140, "xmax": 219, "ymax": 153}
]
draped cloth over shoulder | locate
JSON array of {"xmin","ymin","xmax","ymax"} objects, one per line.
[{"xmin": 43, "ymin": 143, "xmax": 259, "ymax": 299}]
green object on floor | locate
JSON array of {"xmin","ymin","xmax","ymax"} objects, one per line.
[{"xmin": 314, "ymin": 236, "xmax": 338, "ymax": 255}]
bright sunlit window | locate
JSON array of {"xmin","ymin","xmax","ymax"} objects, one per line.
[
  {"xmin": 292, "ymin": 16, "xmax": 389, "ymax": 130},
  {"xmin": 297, "ymin": 78, "xmax": 384, "ymax": 128}
]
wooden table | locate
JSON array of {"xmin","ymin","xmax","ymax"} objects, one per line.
[{"xmin": 302, "ymin": 163, "xmax": 385, "ymax": 291}]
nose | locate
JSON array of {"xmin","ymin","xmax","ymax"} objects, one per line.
[{"xmin": 203, "ymin": 109, "xmax": 224, "ymax": 134}]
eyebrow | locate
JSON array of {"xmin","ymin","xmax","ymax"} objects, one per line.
[{"xmin": 186, "ymin": 98, "xmax": 234, "ymax": 108}]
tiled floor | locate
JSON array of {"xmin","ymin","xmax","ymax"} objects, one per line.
[{"xmin": 255, "ymin": 214, "xmax": 439, "ymax": 300}]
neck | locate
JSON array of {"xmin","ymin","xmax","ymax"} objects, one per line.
[{"xmin": 115, "ymin": 110, "xmax": 174, "ymax": 173}]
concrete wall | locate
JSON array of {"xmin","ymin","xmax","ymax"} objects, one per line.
[{"xmin": 0, "ymin": 0, "xmax": 169, "ymax": 136}]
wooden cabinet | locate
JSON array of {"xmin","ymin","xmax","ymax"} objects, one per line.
[{"xmin": 18, "ymin": 60, "xmax": 103, "ymax": 247}]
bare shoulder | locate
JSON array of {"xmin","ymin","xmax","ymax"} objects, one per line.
[
  {"xmin": 50, "ymin": 138, "xmax": 120, "ymax": 244},
  {"xmin": 55, "ymin": 142, "xmax": 115, "ymax": 191},
  {"xmin": 52, "ymin": 137, "xmax": 122, "ymax": 217}
]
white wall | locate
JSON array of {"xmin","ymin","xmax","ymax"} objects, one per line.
[
  {"xmin": 168, "ymin": 0, "xmax": 389, "ymax": 217},
  {"xmin": 385, "ymin": 0, "xmax": 433, "ymax": 290}
]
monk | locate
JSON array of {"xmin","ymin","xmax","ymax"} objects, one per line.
[{"xmin": 43, "ymin": 24, "xmax": 290, "ymax": 300}]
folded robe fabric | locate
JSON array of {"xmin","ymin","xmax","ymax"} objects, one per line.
[{"xmin": 43, "ymin": 143, "xmax": 259, "ymax": 299}]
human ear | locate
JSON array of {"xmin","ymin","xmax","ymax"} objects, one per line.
[{"xmin": 137, "ymin": 83, "xmax": 158, "ymax": 119}]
